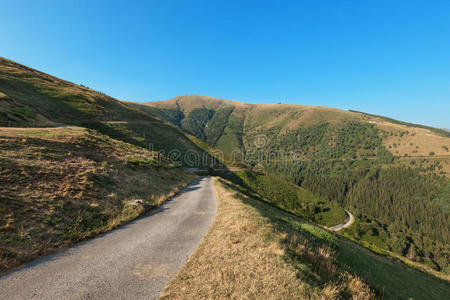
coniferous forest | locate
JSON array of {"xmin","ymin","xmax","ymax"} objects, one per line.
[{"xmin": 257, "ymin": 122, "xmax": 450, "ymax": 273}]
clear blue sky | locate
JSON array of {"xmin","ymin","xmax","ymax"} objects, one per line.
[{"xmin": 1, "ymin": 0, "xmax": 449, "ymax": 127}]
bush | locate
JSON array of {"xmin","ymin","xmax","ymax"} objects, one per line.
[{"xmin": 377, "ymin": 148, "xmax": 394, "ymax": 164}]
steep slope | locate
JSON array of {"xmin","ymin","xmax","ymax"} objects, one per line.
[
  {"xmin": 0, "ymin": 126, "xmax": 196, "ymax": 272},
  {"xmin": 136, "ymin": 95, "xmax": 450, "ymax": 274},
  {"xmin": 0, "ymin": 58, "xmax": 217, "ymax": 273},
  {"xmin": 0, "ymin": 58, "xmax": 213, "ymax": 167},
  {"xmin": 0, "ymin": 57, "xmax": 155, "ymax": 126}
]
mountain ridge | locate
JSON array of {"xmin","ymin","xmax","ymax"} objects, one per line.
[
  {"xmin": 134, "ymin": 94, "xmax": 450, "ymax": 158},
  {"xmin": 132, "ymin": 94, "xmax": 450, "ymax": 274},
  {"xmin": 143, "ymin": 94, "xmax": 450, "ymax": 136}
]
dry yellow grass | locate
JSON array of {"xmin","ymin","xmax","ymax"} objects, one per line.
[
  {"xmin": 145, "ymin": 95, "xmax": 246, "ymax": 115},
  {"xmin": 376, "ymin": 121, "xmax": 450, "ymax": 157},
  {"xmin": 0, "ymin": 126, "xmax": 196, "ymax": 272},
  {"xmin": 0, "ymin": 126, "xmax": 84, "ymax": 137},
  {"xmin": 249, "ymin": 104, "xmax": 361, "ymax": 130},
  {"xmin": 145, "ymin": 94, "xmax": 363, "ymax": 131},
  {"xmin": 160, "ymin": 177, "xmax": 307, "ymax": 299},
  {"xmin": 373, "ymin": 120, "xmax": 450, "ymax": 176},
  {"xmin": 160, "ymin": 178, "xmax": 374, "ymax": 299}
]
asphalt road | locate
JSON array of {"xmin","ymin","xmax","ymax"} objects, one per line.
[
  {"xmin": 329, "ymin": 209, "xmax": 355, "ymax": 231},
  {"xmin": 0, "ymin": 177, "xmax": 217, "ymax": 300}
]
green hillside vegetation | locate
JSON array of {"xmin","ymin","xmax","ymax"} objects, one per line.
[
  {"xmin": 127, "ymin": 103, "xmax": 184, "ymax": 127},
  {"xmin": 82, "ymin": 121, "xmax": 214, "ymax": 167},
  {"xmin": 0, "ymin": 58, "xmax": 213, "ymax": 168},
  {"xmin": 214, "ymin": 178, "xmax": 450, "ymax": 299},
  {"xmin": 0, "ymin": 127, "xmax": 195, "ymax": 272},
  {"xmin": 215, "ymin": 114, "xmax": 245, "ymax": 161},
  {"xmin": 141, "ymin": 95, "xmax": 450, "ymax": 274},
  {"xmin": 181, "ymin": 108, "xmax": 214, "ymax": 140},
  {"xmin": 267, "ymin": 149, "xmax": 449, "ymax": 272},
  {"xmin": 204, "ymin": 106, "xmax": 234, "ymax": 145},
  {"xmin": 226, "ymin": 170, "xmax": 346, "ymax": 227},
  {"xmin": 0, "ymin": 57, "xmax": 154, "ymax": 126}
]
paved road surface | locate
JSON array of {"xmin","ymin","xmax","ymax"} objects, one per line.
[
  {"xmin": 0, "ymin": 177, "xmax": 217, "ymax": 300},
  {"xmin": 329, "ymin": 209, "xmax": 354, "ymax": 231}
]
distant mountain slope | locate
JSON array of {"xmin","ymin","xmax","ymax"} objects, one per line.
[
  {"xmin": 137, "ymin": 94, "xmax": 450, "ymax": 160},
  {"xmin": 349, "ymin": 110, "xmax": 450, "ymax": 138},
  {"xmin": 135, "ymin": 94, "xmax": 450, "ymax": 274}
]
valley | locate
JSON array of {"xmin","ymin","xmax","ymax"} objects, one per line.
[
  {"xmin": 1, "ymin": 57, "xmax": 449, "ymax": 299},
  {"xmin": 136, "ymin": 94, "xmax": 450, "ymax": 274}
]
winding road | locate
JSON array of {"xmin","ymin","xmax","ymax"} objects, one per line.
[
  {"xmin": 329, "ymin": 209, "xmax": 355, "ymax": 232},
  {"xmin": 0, "ymin": 177, "xmax": 217, "ymax": 300}
]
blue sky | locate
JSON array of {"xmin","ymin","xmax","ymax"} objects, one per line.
[{"xmin": 1, "ymin": 0, "xmax": 449, "ymax": 127}]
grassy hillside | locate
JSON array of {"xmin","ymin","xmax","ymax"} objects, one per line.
[
  {"xmin": 162, "ymin": 178, "xmax": 450, "ymax": 299},
  {"xmin": 140, "ymin": 95, "xmax": 450, "ymax": 167},
  {"xmin": 0, "ymin": 126, "xmax": 196, "ymax": 273},
  {"xmin": 0, "ymin": 57, "xmax": 156, "ymax": 126},
  {"xmin": 81, "ymin": 121, "xmax": 214, "ymax": 167},
  {"xmin": 0, "ymin": 58, "xmax": 214, "ymax": 168},
  {"xmin": 350, "ymin": 110, "xmax": 450, "ymax": 138},
  {"xmin": 139, "ymin": 95, "xmax": 450, "ymax": 274},
  {"xmin": 227, "ymin": 170, "xmax": 347, "ymax": 227},
  {"xmin": 0, "ymin": 58, "xmax": 218, "ymax": 273}
]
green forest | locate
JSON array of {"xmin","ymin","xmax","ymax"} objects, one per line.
[{"xmin": 257, "ymin": 122, "xmax": 450, "ymax": 273}]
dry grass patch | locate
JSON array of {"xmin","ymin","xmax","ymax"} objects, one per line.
[
  {"xmin": 160, "ymin": 178, "xmax": 307, "ymax": 299},
  {"xmin": 377, "ymin": 121, "xmax": 450, "ymax": 157},
  {"xmin": 160, "ymin": 178, "xmax": 374, "ymax": 299},
  {"xmin": 0, "ymin": 127, "xmax": 196, "ymax": 273}
]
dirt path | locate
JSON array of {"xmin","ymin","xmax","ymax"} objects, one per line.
[{"xmin": 0, "ymin": 177, "xmax": 217, "ymax": 300}]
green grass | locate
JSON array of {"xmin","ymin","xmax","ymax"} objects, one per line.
[
  {"xmin": 82, "ymin": 121, "xmax": 215, "ymax": 167},
  {"xmin": 223, "ymin": 178, "xmax": 450, "ymax": 299},
  {"xmin": 337, "ymin": 237, "xmax": 450, "ymax": 299},
  {"xmin": 215, "ymin": 115, "xmax": 244, "ymax": 161},
  {"xmin": 204, "ymin": 106, "xmax": 234, "ymax": 145},
  {"xmin": 220, "ymin": 169, "xmax": 347, "ymax": 227},
  {"xmin": 0, "ymin": 57, "xmax": 158, "ymax": 126}
]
